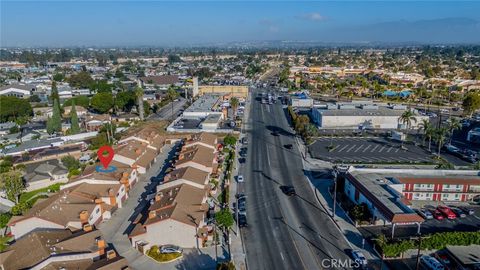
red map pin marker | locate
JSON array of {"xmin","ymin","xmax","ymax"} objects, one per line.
[{"xmin": 97, "ymin": 145, "xmax": 114, "ymax": 169}]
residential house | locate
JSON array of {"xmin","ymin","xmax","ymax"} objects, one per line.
[
  {"xmin": 84, "ymin": 114, "xmax": 111, "ymax": 131},
  {"xmin": 23, "ymin": 159, "xmax": 69, "ymax": 191},
  {"xmin": 175, "ymin": 144, "xmax": 218, "ymax": 174},
  {"xmin": 183, "ymin": 132, "xmax": 218, "ymax": 152},
  {"xmin": 0, "ymin": 84, "xmax": 34, "ymax": 98},
  {"xmin": 63, "ymin": 105, "xmax": 88, "ymax": 117},
  {"xmin": 113, "ymin": 140, "xmax": 162, "ymax": 174}
]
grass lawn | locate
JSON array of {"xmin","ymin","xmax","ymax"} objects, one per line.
[
  {"xmin": 147, "ymin": 246, "xmax": 182, "ymax": 262},
  {"xmin": 19, "ymin": 183, "xmax": 63, "ymax": 204}
]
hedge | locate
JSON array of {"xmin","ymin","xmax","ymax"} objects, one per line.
[{"xmin": 376, "ymin": 231, "xmax": 480, "ymax": 257}]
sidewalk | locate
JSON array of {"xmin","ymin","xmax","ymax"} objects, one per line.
[{"xmin": 297, "ymin": 137, "xmax": 382, "ymax": 263}]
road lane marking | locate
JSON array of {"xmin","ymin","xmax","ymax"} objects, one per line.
[
  {"xmin": 354, "ymin": 145, "xmax": 364, "ymax": 152},
  {"xmin": 337, "ymin": 145, "xmax": 349, "ymax": 152},
  {"xmin": 280, "ymin": 252, "xmax": 285, "ymax": 261},
  {"xmin": 395, "ymin": 148, "xmax": 400, "ymax": 153},
  {"xmin": 346, "ymin": 145, "xmax": 356, "ymax": 153},
  {"xmin": 371, "ymin": 145, "xmax": 379, "ymax": 152}
]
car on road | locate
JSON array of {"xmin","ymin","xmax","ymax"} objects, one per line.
[
  {"xmin": 160, "ymin": 245, "xmax": 183, "ymax": 254},
  {"xmin": 437, "ymin": 206, "xmax": 456, "ymax": 219},
  {"xmin": 238, "ymin": 214, "xmax": 248, "ymax": 228},
  {"xmin": 416, "ymin": 208, "xmax": 433, "ymax": 219},
  {"xmin": 431, "ymin": 209, "xmax": 445, "ymax": 220},
  {"xmin": 284, "ymin": 144, "xmax": 293, "ymax": 149},
  {"xmin": 242, "ymin": 137, "xmax": 248, "ymax": 145},
  {"xmin": 238, "ymin": 200, "xmax": 247, "ymax": 215},
  {"xmin": 348, "ymin": 250, "xmax": 368, "ymax": 268},
  {"xmin": 459, "ymin": 206, "xmax": 475, "ymax": 215},
  {"xmin": 237, "ymin": 175, "xmax": 244, "ymax": 183},
  {"xmin": 449, "ymin": 207, "xmax": 466, "ymax": 218},
  {"xmin": 239, "ymin": 157, "xmax": 246, "ymax": 164},
  {"xmin": 272, "ymin": 130, "xmax": 280, "ymax": 136},
  {"xmin": 280, "ymin": 185, "xmax": 296, "ymax": 196},
  {"xmin": 420, "ymin": 255, "xmax": 444, "ymax": 270}
]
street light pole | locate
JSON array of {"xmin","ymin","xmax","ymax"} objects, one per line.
[{"xmin": 415, "ymin": 233, "xmax": 423, "ymax": 270}]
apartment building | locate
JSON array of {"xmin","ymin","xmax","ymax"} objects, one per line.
[
  {"xmin": 0, "ymin": 229, "xmax": 129, "ymax": 270},
  {"xmin": 400, "ymin": 176, "xmax": 480, "ymax": 202},
  {"xmin": 175, "ymin": 144, "xmax": 218, "ymax": 174},
  {"xmin": 183, "ymin": 132, "xmax": 218, "ymax": 152}
]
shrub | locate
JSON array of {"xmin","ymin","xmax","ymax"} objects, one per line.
[{"xmin": 0, "ymin": 212, "xmax": 12, "ymax": 228}]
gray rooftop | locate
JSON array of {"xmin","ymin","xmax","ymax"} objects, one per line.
[
  {"xmin": 349, "ymin": 170, "xmax": 414, "ymax": 215},
  {"xmin": 185, "ymin": 94, "xmax": 221, "ymax": 113},
  {"xmin": 446, "ymin": 245, "xmax": 480, "ymax": 265},
  {"xmin": 4, "ymin": 138, "xmax": 63, "ymax": 154},
  {"xmin": 318, "ymin": 106, "xmax": 412, "ymax": 117},
  {"xmin": 202, "ymin": 114, "xmax": 222, "ymax": 124}
]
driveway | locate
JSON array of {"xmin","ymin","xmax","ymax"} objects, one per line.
[{"xmin": 99, "ymin": 143, "xmax": 176, "ymax": 270}]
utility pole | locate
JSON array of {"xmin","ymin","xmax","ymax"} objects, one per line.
[
  {"xmin": 332, "ymin": 166, "xmax": 338, "ymax": 219},
  {"xmin": 412, "ymin": 233, "xmax": 430, "ymax": 270}
]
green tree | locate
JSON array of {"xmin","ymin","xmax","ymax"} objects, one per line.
[
  {"xmin": 61, "ymin": 155, "xmax": 80, "ymax": 170},
  {"xmin": 418, "ymin": 119, "xmax": 432, "ymax": 146},
  {"xmin": 51, "ymin": 99, "xmax": 62, "ymax": 133},
  {"xmin": 462, "ymin": 92, "xmax": 480, "ymax": 117},
  {"xmin": 68, "ymin": 71, "xmax": 94, "ymax": 89},
  {"xmin": 166, "ymin": 87, "xmax": 179, "ymax": 121},
  {"xmin": 46, "ymin": 116, "xmax": 55, "ymax": 135},
  {"xmin": 398, "ymin": 109, "xmax": 417, "ymax": 130},
  {"xmin": 2, "ymin": 172, "xmax": 25, "ymax": 204},
  {"xmin": 223, "ymin": 135, "xmax": 237, "ymax": 146},
  {"xmin": 215, "ymin": 209, "xmax": 234, "ymax": 229},
  {"xmin": 230, "ymin": 97, "xmax": 239, "ymax": 118},
  {"xmin": 134, "ymin": 87, "xmax": 145, "ymax": 121},
  {"xmin": 115, "ymin": 91, "xmax": 136, "ymax": 112},
  {"xmin": 29, "ymin": 95, "xmax": 41, "ymax": 103},
  {"xmin": 447, "ymin": 118, "xmax": 461, "ymax": 144},
  {"xmin": 0, "ymin": 96, "xmax": 33, "ymax": 122},
  {"xmin": 91, "ymin": 92, "xmax": 114, "ymax": 113},
  {"xmin": 70, "ymin": 99, "xmax": 80, "ymax": 134},
  {"xmin": 53, "ymin": 73, "xmax": 64, "ymax": 82},
  {"xmin": 49, "ymin": 81, "xmax": 59, "ymax": 103},
  {"xmin": 63, "ymin": 96, "xmax": 90, "ymax": 108},
  {"xmin": 217, "ymin": 261, "xmax": 235, "ymax": 270}
]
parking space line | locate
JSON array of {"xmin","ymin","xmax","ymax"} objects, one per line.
[
  {"xmin": 354, "ymin": 145, "xmax": 364, "ymax": 153},
  {"xmin": 346, "ymin": 145, "xmax": 357, "ymax": 153},
  {"xmin": 362, "ymin": 145, "xmax": 371, "ymax": 152},
  {"xmin": 337, "ymin": 145, "xmax": 349, "ymax": 152},
  {"xmin": 378, "ymin": 146, "xmax": 385, "ymax": 153},
  {"xmin": 371, "ymin": 145, "xmax": 379, "ymax": 152},
  {"xmin": 395, "ymin": 148, "xmax": 400, "ymax": 153}
]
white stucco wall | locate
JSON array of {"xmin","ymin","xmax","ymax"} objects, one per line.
[{"xmin": 131, "ymin": 219, "xmax": 199, "ymax": 249}]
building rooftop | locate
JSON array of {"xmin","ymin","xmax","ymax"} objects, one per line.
[
  {"xmin": 318, "ymin": 106, "xmax": 414, "ymax": 117},
  {"xmin": 185, "ymin": 94, "xmax": 221, "ymax": 113},
  {"xmin": 446, "ymin": 245, "xmax": 480, "ymax": 266}
]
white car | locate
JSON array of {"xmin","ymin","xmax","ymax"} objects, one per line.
[
  {"xmin": 237, "ymin": 175, "xmax": 244, "ymax": 183},
  {"xmin": 160, "ymin": 245, "xmax": 183, "ymax": 254},
  {"xmin": 350, "ymin": 250, "xmax": 367, "ymax": 267}
]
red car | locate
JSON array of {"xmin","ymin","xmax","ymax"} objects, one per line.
[
  {"xmin": 437, "ymin": 206, "xmax": 456, "ymax": 220},
  {"xmin": 431, "ymin": 209, "xmax": 445, "ymax": 220}
]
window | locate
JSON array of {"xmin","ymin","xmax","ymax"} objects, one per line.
[{"xmin": 445, "ymin": 184, "xmax": 450, "ymax": 188}]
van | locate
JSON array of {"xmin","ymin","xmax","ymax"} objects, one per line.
[{"xmin": 421, "ymin": 255, "xmax": 445, "ymax": 270}]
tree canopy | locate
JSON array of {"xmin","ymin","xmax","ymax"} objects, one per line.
[
  {"xmin": 462, "ymin": 92, "xmax": 480, "ymax": 116},
  {"xmin": 63, "ymin": 96, "xmax": 90, "ymax": 108},
  {"xmin": 68, "ymin": 71, "xmax": 94, "ymax": 89},
  {"xmin": 0, "ymin": 96, "xmax": 33, "ymax": 122},
  {"xmin": 91, "ymin": 92, "xmax": 114, "ymax": 113},
  {"xmin": 215, "ymin": 209, "xmax": 234, "ymax": 229},
  {"xmin": 70, "ymin": 99, "xmax": 80, "ymax": 134},
  {"xmin": 2, "ymin": 171, "xmax": 25, "ymax": 204},
  {"xmin": 115, "ymin": 91, "xmax": 136, "ymax": 112}
]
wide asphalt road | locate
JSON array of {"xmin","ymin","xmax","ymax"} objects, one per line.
[{"xmin": 241, "ymin": 89, "xmax": 352, "ymax": 270}]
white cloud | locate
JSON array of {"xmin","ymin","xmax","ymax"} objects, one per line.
[{"xmin": 298, "ymin": 12, "xmax": 325, "ymax": 22}]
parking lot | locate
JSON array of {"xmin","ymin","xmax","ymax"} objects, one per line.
[
  {"xmin": 309, "ymin": 137, "xmax": 434, "ymax": 164},
  {"xmin": 359, "ymin": 205, "xmax": 480, "ymax": 239}
]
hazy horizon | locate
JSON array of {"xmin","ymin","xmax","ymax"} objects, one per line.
[{"xmin": 1, "ymin": 1, "xmax": 480, "ymax": 47}]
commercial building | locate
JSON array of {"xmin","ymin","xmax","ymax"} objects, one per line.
[
  {"xmin": 198, "ymin": 85, "xmax": 248, "ymax": 98},
  {"xmin": 311, "ymin": 103, "xmax": 428, "ymax": 129},
  {"xmin": 343, "ymin": 167, "xmax": 480, "ymax": 234},
  {"xmin": 290, "ymin": 93, "xmax": 314, "ymax": 108}
]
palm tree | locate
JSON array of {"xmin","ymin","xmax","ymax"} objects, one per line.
[
  {"xmin": 425, "ymin": 125, "xmax": 435, "ymax": 152},
  {"xmin": 166, "ymin": 86, "xmax": 179, "ymax": 121},
  {"xmin": 134, "ymin": 86, "xmax": 144, "ymax": 121},
  {"xmin": 230, "ymin": 97, "xmax": 239, "ymax": 119},
  {"xmin": 435, "ymin": 127, "xmax": 449, "ymax": 157},
  {"xmin": 447, "ymin": 118, "xmax": 461, "ymax": 144},
  {"xmin": 398, "ymin": 109, "xmax": 417, "ymax": 130},
  {"xmin": 418, "ymin": 119, "xmax": 431, "ymax": 146}
]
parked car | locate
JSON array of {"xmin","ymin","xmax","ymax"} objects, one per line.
[
  {"xmin": 431, "ymin": 209, "xmax": 445, "ymax": 220},
  {"xmin": 238, "ymin": 200, "xmax": 246, "ymax": 215},
  {"xmin": 459, "ymin": 206, "xmax": 475, "ymax": 215},
  {"xmin": 280, "ymin": 185, "xmax": 296, "ymax": 196},
  {"xmin": 437, "ymin": 206, "xmax": 456, "ymax": 219},
  {"xmin": 416, "ymin": 208, "xmax": 433, "ymax": 219},
  {"xmin": 160, "ymin": 245, "xmax": 183, "ymax": 254},
  {"xmin": 237, "ymin": 175, "xmax": 244, "ymax": 183},
  {"xmin": 348, "ymin": 250, "xmax": 368, "ymax": 268},
  {"xmin": 450, "ymin": 207, "xmax": 466, "ymax": 218},
  {"xmin": 238, "ymin": 214, "xmax": 248, "ymax": 228},
  {"xmin": 420, "ymin": 255, "xmax": 444, "ymax": 270},
  {"xmin": 284, "ymin": 144, "xmax": 293, "ymax": 149}
]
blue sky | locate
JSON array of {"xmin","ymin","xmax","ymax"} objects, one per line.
[{"xmin": 1, "ymin": 1, "xmax": 480, "ymax": 47}]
